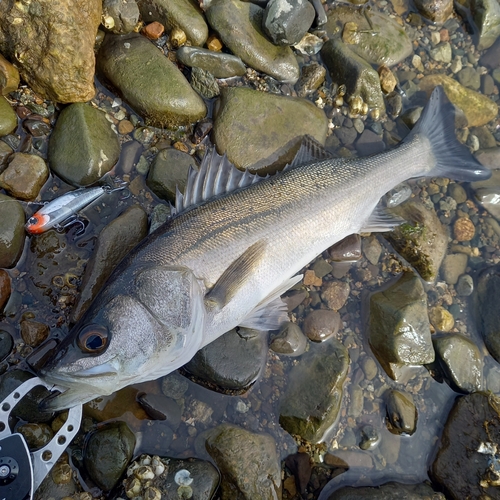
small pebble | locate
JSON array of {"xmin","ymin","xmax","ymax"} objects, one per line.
[
  {"xmin": 453, "ymin": 217, "xmax": 475, "ymax": 241},
  {"xmin": 429, "ymin": 306, "xmax": 454, "ymax": 332},
  {"xmin": 118, "ymin": 119, "xmax": 134, "ymax": 134},
  {"xmin": 142, "ymin": 21, "xmax": 164, "ymax": 40},
  {"xmin": 456, "ymin": 274, "xmax": 474, "ymax": 296},
  {"xmin": 302, "ymin": 309, "xmax": 341, "ymax": 342}
]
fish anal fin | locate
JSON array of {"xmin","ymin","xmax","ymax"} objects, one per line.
[
  {"xmin": 360, "ymin": 205, "xmax": 405, "ymax": 233},
  {"xmin": 238, "ymin": 274, "xmax": 303, "ymax": 331},
  {"xmin": 205, "ymin": 240, "xmax": 266, "ymax": 308}
]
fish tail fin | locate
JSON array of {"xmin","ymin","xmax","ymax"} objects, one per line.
[{"xmin": 407, "ymin": 86, "xmax": 491, "ymax": 181}]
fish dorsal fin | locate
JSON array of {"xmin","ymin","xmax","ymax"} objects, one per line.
[
  {"xmin": 360, "ymin": 205, "xmax": 405, "ymax": 233},
  {"xmin": 172, "ymin": 148, "xmax": 266, "ymax": 216},
  {"xmin": 286, "ymin": 135, "xmax": 334, "ymax": 170},
  {"xmin": 205, "ymin": 240, "xmax": 266, "ymax": 309}
]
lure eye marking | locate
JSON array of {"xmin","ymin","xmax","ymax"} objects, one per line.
[{"xmin": 25, "ymin": 213, "xmax": 51, "ymax": 234}]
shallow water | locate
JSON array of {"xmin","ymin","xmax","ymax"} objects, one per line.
[{"xmin": 1, "ymin": 0, "xmax": 500, "ymax": 498}]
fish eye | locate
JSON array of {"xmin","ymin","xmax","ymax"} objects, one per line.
[{"xmin": 77, "ymin": 324, "xmax": 109, "ymax": 354}]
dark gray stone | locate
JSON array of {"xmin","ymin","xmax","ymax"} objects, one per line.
[
  {"xmin": 103, "ymin": 0, "xmax": 140, "ymax": 33},
  {"xmin": 279, "ymin": 338, "xmax": 349, "ymax": 441},
  {"xmin": 369, "ymin": 271, "xmax": 434, "ymax": 381},
  {"xmin": 385, "ymin": 389, "xmax": 417, "ymax": 435},
  {"xmin": 262, "ymin": 0, "xmax": 315, "ymax": 45},
  {"xmin": 176, "ymin": 46, "xmax": 246, "ymax": 78},
  {"xmin": 0, "ymin": 193, "xmax": 25, "ymax": 268},
  {"xmin": 270, "ymin": 322, "xmax": 308, "ymax": 357},
  {"xmin": 184, "ymin": 328, "xmax": 267, "ymax": 392}
]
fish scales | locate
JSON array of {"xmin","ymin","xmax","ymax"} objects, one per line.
[{"xmin": 39, "ymin": 87, "xmax": 492, "ymax": 410}]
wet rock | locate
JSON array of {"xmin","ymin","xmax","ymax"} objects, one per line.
[
  {"xmin": 0, "ymin": 330, "xmax": 13, "ymax": 361},
  {"xmin": 329, "ymin": 234, "xmax": 362, "ymax": 262},
  {"xmin": 453, "ymin": 217, "xmax": 475, "ymax": 242},
  {"xmin": 0, "ymin": 0, "xmax": 100, "ymax": 102},
  {"xmin": 20, "ymin": 319, "xmax": 49, "ymax": 348},
  {"xmin": 378, "ymin": 65, "xmax": 397, "ymax": 94},
  {"xmin": 448, "ymin": 183, "xmax": 467, "ymax": 204},
  {"xmin": 137, "ymin": 393, "xmax": 182, "ymax": 428},
  {"xmin": 0, "ymin": 269, "xmax": 11, "ymax": 313},
  {"xmin": 327, "ymin": 482, "xmax": 444, "ymax": 499},
  {"xmin": 48, "ymin": 103, "xmax": 120, "ymax": 187},
  {"xmin": 0, "ymin": 140, "xmax": 13, "ymax": 166},
  {"xmin": 359, "ymin": 424, "xmax": 379, "ymax": 450},
  {"xmin": 161, "ymin": 372, "xmax": 189, "ymax": 400},
  {"xmin": 433, "ymin": 334, "xmax": 482, "ymax": 393},
  {"xmin": 386, "ymin": 389, "xmax": 417, "ymax": 435},
  {"xmin": 456, "ymin": 273, "xmax": 474, "ymax": 296},
  {"xmin": 384, "ymin": 199, "xmax": 448, "ymax": 282},
  {"xmin": 414, "ymin": 0, "xmax": 453, "ymax": 23},
  {"xmin": 480, "ymin": 36, "xmax": 500, "ymax": 68},
  {"xmin": 324, "ymin": 5, "xmax": 412, "ymax": 67},
  {"xmin": 428, "ymin": 306, "xmax": 455, "ymax": 332},
  {"xmin": 302, "ymin": 309, "xmax": 341, "ymax": 342},
  {"xmin": 473, "ymin": 160, "xmax": 500, "ymax": 220},
  {"xmin": 97, "ymin": 33, "xmax": 206, "ymax": 127},
  {"xmin": 206, "ymin": 0, "xmax": 299, "ymax": 83},
  {"xmin": 263, "ymin": 0, "xmax": 315, "ymax": 45},
  {"xmin": 0, "ymin": 153, "xmax": 48, "ymax": 200},
  {"xmin": 176, "ymin": 46, "xmax": 246, "ymax": 78},
  {"xmin": 71, "ymin": 205, "xmax": 148, "ymax": 322},
  {"xmin": 419, "ymin": 74, "xmax": 498, "ymax": 127},
  {"xmin": 0, "ymin": 96, "xmax": 17, "ymax": 136},
  {"xmin": 362, "ymin": 236, "xmax": 383, "ymax": 265},
  {"xmin": 17, "ymin": 423, "xmax": 53, "ymax": 450},
  {"xmin": 431, "ymin": 392, "xmax": 500, "ymax": 498},
  {"xmin": 270, "ymin": 322, "xmax": 308, "ymax": 357},
  {"xmin": 441, "ymin": 253, "xmax": 468, "ymax": 285},
  {"xmin": 0, "ymin": 193, "xmax": 25, "ymax": 268},
  {"xmin": 142, "ymin": 20, "xmax": 165, "ymax": 39},
  {"xmin": 279, "ymin": 338, "xmax": 349, "ymax": 442},
  {"xmin": 103, "ymin": 0, "xmax": 140, "ymax": 34},
  {"xmin": 191, "ymin": 66, "xmax": 220, "ymax": 99},
  {"xmin": 284, "ymin": 452, "xmax": 311, "ymax": 496},
  {"xmin": 472, "ymin": 126, "xmax": 497, "ymax": 149},
  {"xmin": 369, "ymin": 271, "xmax": 434, "ymax": 381},
  {"xmin": 0, "ymin": 371, "xmax": 53, "ymax": 423},
  {"xmin": 137, "ymin": 0, "xmax": 208, "ymax": 46},
  {"xmin": 213, "ymin": 87, "xmax": 327, "ymax": 172},
  {"xmin": 457, "ymin": 67, "xmax": 481, "ymax": 91},
  {"xmin": 147, "ymin": 148, "xmax": 195, "ymax": 202},
  {"xmin": 430, "ymin": 42, "xmax": 452, "ymax": 63},
  {"xmin": 321, "ymin": 39, "xmax": 384, "ymax": 112},
  {"xmin": 361, "ymin": 356, "xmax": 378, "ymax": 380},
  {"xmin": 184, "ymin": 328, "xmax": 267, "ymax": 392},
  {"xmin": 474, "ymin": 265, "xmax": 500, "ymax": 364},
  {"xmin": 205, "ymin": 423, "xmax": 280, "ymax": 500},
  {"xmin": 356, "ymin": 129, "xmax": 386, "ymax": 155},
  {"xmin": 321, "ymin": 281, "xmax": 350, "ymax": 311},
  {"xmin": 296, "ymin": 62, "xmax": 327, "ymax": 97},
  {"xmin": 0, "ymin": 54, "xmax": 20, "ymax": 95},
  {"xmin": 470, "ymin": 0, "xmax": 500, "ymax": 50},
  {"xmin": 84, "ymin": 421, "xmax": 136, "ymax": 491}
]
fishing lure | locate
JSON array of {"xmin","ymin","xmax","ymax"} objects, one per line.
[{"xmin": 25, "ymin": 184, "xmax": 126, "ymax": 235}]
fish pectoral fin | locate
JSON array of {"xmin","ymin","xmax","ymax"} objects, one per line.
[
  {"xmin": 205, "ymin": 240, "xmax": 267, "ymax": 309},
  {"xmin": 238, "ymin": 274, "xmax": 303, "ymax": 331},
  {"xmin": 360, "ymin": 205, "xmax": 405, "ymax": 233}
]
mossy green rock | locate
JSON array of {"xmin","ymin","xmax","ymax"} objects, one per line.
[
  {"xmin": 205, "ymin": 423, "xmax": 281, "ymax": 500},
  {"xmin": 0, "ymin": 193, "xmax": 25, "ymax": 268},
  {"xmin": 420, "ymin": 74, "xmax": 498, "ymax": 127},
  {"xmin": 470, "ymin": 0, "xmax": 500, "ymax": 50},
  {"xmin": 369, "ymin": 271, "xmax": 434, "ymax": 381},
  {"xmin": 474, "ymin": 265, "xmax": 500, "ymax": 364},
  {"xmin": 97, "ymin": 33, "xmax": 206, "ymax": 127},
  {"xmin": 433, "ymin": 334, "xmax": 482, "ymax": 393},
  {"xmin": 0, "ymin": 95, "xmax": 17, "ymax": 136},
  {"xmin": 324, "ymin": 5, "xmax": 412, "ymax": 66},
  {"xmin": 137, "ymin": 0, "xmax": 208, "ymax": 46},
  {"xmin": 71, "ymin": 205, "xmax": 148, "ymax": 323},
  {"xmin": 279, "ymin": 338, "xmax": 349, "ymax": 442},
  {"xmin": 147, "ymin": 148, "xmax": 196, "ymax": 202},
  {"xmin": 84, "ymin": 421, "xmax": 136, "ymax": 491},
  {"xmin": 48, "ymin": 103, "xmax": 120, "ymax": 187},
  {"xmin": 206, "ymin": 0, "xmax": 299, "ymax": 83},
  {"xmin": 176, "ymin": 46, "xmax": 246, "ymax": 78},
  {"xmin": 213, "ymin": 87, "xmax": 328, "ymax": 172},
  {"xmin": 384, "ymin": 199, "xmax": 448, "ymax": 282},
  {"xmin": 321, "ymin": 39, "xmax": 385, "ymax": 111}
]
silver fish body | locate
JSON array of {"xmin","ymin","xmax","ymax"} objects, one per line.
[{"xmin": 40, "ymin": 87, "xmax": 491, "ymax": 409}]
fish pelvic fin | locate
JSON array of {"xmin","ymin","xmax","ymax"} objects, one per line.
[
  {"xmin": 408, "ymin": 85, "xmax": 491, "ymax": 182},
  {"xmin": 238, "ymin": 274, "xmax": 303, "ymax": 331}
]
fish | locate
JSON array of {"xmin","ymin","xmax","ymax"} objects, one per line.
[
  {"xmin": 40, "ymin": 86, "xmax": 491, "ymax": 410},
  {"xmin": 25, "ymin": 184, "xmax": 126, "ymax": 234}
]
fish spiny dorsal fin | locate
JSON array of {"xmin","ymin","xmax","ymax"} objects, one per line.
[
  {"xmin": 285, "ymin": 135, "xmax": 335, "ymax": 171},
  {"xmin": 173, "ymin": 147, "xmax": 266, "ymax": 216}
]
